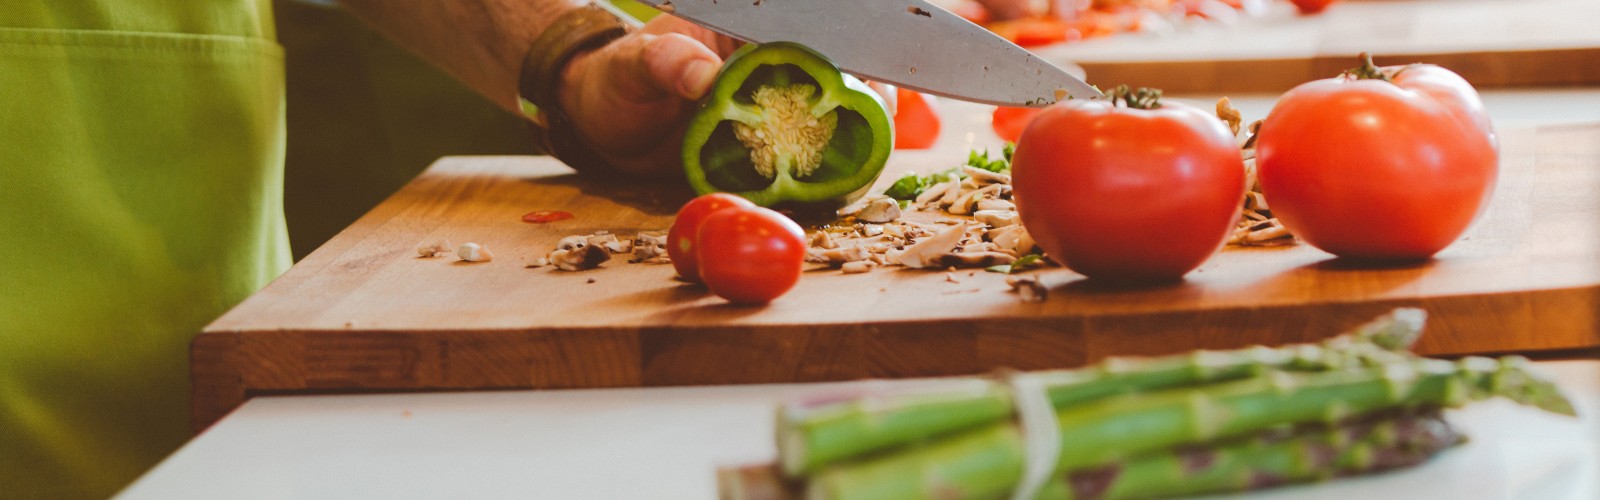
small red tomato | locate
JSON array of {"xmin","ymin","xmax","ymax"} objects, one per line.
[
  {"xmin": 1255, "ymin": 56, "xmax": 1497, "ymax": 260},
  {"xmin": 1012, "ymin": 88, "xmax": 1245, "ymax": 282},
  {"xmin": 992, "ymin": 106, "xmax": 1042, "ymax": 143},
  {"xmin": 893, "ymin": 88, "xmax": 942, "ymax": 150},
  {"xmin": 695, "ymin": 206, "xmax": 807, "ymax": 304},
  {"xmin": 668, "ymin": 193, "xmax": 755, "ymax": 281},
  {"xmin": 1289, "ymin": 0, "xmax": 1337, "ymax": 15}
]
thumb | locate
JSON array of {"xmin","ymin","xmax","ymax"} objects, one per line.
[{"xmin": 642, "ymin": 33, "xmax": 723, "ymax": 101}]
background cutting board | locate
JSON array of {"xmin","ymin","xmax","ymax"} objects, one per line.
[
  {"xmin": 192, "ymin": 123, "xmax": 1600, "ymax": 430},
  {"xmin": 1038, "ymin": 0, "xmax": 1600, "ymax": 93}
]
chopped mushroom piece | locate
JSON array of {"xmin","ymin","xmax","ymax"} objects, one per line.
[
  {"xmin": 855, "ymin": 196, "xmax": 902, "ymax": 223},
  {"xmin": 962, "ymin": 166, "xmax": 1012, "ymax": 185},
  {"xmin": 809, "ymin": 230, "xmax": 839, "ymax": 249},
  {"xmin": 806, "ymin": 246, "xmax": 872, "ymax": 266},
  {"xmin": 1006, "ymin": 275, "xmax": 1048, "ymax": 303},
  {"xmin": 975, "ymin": 198, "xmax": 1016, "ymax": 212},
  {"xmin": 936, "ymin": 251, "xmax": 1016, "ymax": 269},
  {"xmin": 840, "ymin": 260, "xmax": 877, "ymax": 274},
  {"xmin": 631, "ymin": 233, "xmax": 669, "ymax": 263},
  {"xmin": 587, "ymin": 233, "xmax": 632, "ymax": 254},
  {"xmin": 974, "ymin": 209, "xmax": 1020, "ymax": 228},
  {"xmin": 416, "ymin": 238, "xmax": 453, "ymax": 258},
  {"xmin": 457, "ymin": 242, "xmax": 493, "ymax": 262},
  {"xmin": 549, "ymin": 244, "xmax": 610, "ymax": 271},
  {"xmin": 988, "ymin": 225, "xmax": 1038, "ymax": 256},
  {"xmin": 915, "ymin": 180, "xmax": 954, "ymax": 207},
  {"xmin": 894, "ymin": 223, "xmax": 968, "ymax": 268},
  {"xmin": 948, "ymin": 184, "xmax": 1002, "ymax": 215},
  {"xmin": 858, "ymin": 224, "xmax": 884, "ymax": 237}
]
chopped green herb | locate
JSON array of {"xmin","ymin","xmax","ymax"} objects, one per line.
[{"xmin": 986, "ymin": 254, "xmax": 1043, "ymax": 274}]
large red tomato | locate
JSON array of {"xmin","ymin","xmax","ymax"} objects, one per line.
[
  {"xmin": 1254, "ymin": 58, "xmax": 1497, "ymax": 260},
  {"xmin": 695, "ymin": 206, "xmax": 807, "ymax": 304},
  {"xmin": 668, "ymin": 193, "xmax": 754, "ymax": 281},
  {"xmin": 1012, "ymin": 89, "xmax": 1245, "ymax": 282}
]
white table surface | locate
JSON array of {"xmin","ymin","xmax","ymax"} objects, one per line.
[
  {"xmin": 124, "ymin": 88, "xmax": 1600, "ymax": 499},
  {"xmin": 120, "ymin": 361, "xmax": 1599, "ymax": 499}
]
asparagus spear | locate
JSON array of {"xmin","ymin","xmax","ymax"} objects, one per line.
[
  {"xmin": 780, "ymin": 309, "xmax": 1425, "ymax": 475},
  {"xmin": 808, "ymin": 355, "xmax": 1574, "ymax": 500},
  {"xmin": 720, "ymin": 408, "xmax": 1464, "ymax": 500},
  {"xmin": 1057, "ymin": 408, "xmax": 1463, "ymax": 500}
]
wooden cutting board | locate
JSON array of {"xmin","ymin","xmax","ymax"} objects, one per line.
[
  {"xmin": 192, "ymin": 124, "xmax": 1600, "ymax": 430},
  {"xmin": 1038, "ymin": 0, "xmax": 1600, "ymax": 93}
]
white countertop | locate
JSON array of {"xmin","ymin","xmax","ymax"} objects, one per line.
[{"xmin": 120, "ymin": 361, "xmax": 1599, "ymax": 499}]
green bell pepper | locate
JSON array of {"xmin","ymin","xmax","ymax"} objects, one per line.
[{"xmin": 681, "ymin": 42, "xmax": 894, "ymax": 209}]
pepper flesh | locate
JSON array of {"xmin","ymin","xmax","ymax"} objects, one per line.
[{"xmin": 682, "ymin": 42, "xmax": 894, "ymax": 209}]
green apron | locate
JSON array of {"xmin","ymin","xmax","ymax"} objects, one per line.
[{"xmin": 0, "ymin": 1, "xmax": 288, "ymax": 497}]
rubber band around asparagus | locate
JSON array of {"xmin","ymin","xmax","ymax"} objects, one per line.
[{"xmin": 1003, "ymin": 371, "xmax": 1059, "ymax": 500}]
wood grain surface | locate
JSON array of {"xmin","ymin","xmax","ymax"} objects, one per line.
[
  {"xmin": 1039, "ymin": 0, "xmax": 1600, "ymax": 93},
  {"xmin": 192, "ymin": 124, "xmax": 1600, "ymax": 430}
]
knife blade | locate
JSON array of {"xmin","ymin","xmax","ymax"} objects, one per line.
[{"xmin": 630, "ymin": 0, "xmax": 1101, "ymax": 107}]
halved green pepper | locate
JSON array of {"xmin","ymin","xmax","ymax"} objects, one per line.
[{"xmin": 682, "ymin": 42, "xmax": 894, "ymax": 209}]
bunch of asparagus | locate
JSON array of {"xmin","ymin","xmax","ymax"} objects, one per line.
[{"xmin": 718, "ymin": 309, "xmax": 1576, "ymax": 500}]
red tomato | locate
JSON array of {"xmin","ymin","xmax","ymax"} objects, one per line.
[
  {"xmin": 990, "ymin": 17, "xmax": 1072, "ymax": 47},
  {"xmin": 992, "ymin": 106, "xmax": 1042, "ymax": 143},
  {"xmin": 667, "ymin": 193, "xmax": 754, "ymax": 281},
  {"xmin": 1254, "ymin": 61, "xmax": 1497, "ymax": 260},
  {"xmin": 695, "ymin": 206, "xmax": 807, "ymax": 304},
  {"xmin": 1288, "ymin": 0, "xmax": 1337, "ymax": 15},
  {"xmin": 894, "ymin": 88, "xmax": 942, "ymax": 150},
  {"xmin": 1012, "ymin": 96, "xmax": 1245, "ymax": 282}
]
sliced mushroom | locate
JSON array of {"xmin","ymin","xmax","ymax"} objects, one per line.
[
  {"xmin": 856, "ymin": 196, "xmax": 902, "ymax": 223},
  {"xmin": 810, "ymin": 230, "xmax": 839, "ymax": 249},
  {"xmin": 949, "ymin": 184, "xmax": 1002, "ymax": 215},
  {"xmin": 915, "ymin": 180, "xmax": 954, "ymax": 208},
  {"xmin": 587, "ymin": 233, "xmax": 631, "ymax": 254},
  {"xmin": 974, "ymin": 209, "xmax": 1020, "ymax": 228},
  {"xmin": 556, "ymin": 235, "xmax": 590, "ymax": 251},
  {"xmin": 935, "ymin": 251, "xmax": 1016, "ymax": 268},
  {"xmin": 841, "ymin": 260, "xmax": 877, "ymax": 274},
  {"xmin": 962, "ymin": 166, "xmax": 1012, "ymax": 185},
  {"xmin": 549, "ymin": 244, "xmax": 610, "ymax": 271},
  {"xmin": 631, "ymin": 233, "xmax": 669, "ymax": 262},
  {"xmin": 936, "ymin": 177, "xmax": 965, "ymax": 208},
  {"xmin": 894, "ymin": 223, "xmax": 967, "ymax": 269},
  {"xmin": 857, "ymin": 224, "xmax": 885, "ymax": 237},
  {"xmin": 976, "ymin": 198, "xmax": 1016, "ymax": 212},
  {"xmin": 989, "ymin": 225, "xmax": 1037, "ymax": 256},
  {"xmin": 806, "ymin": 246, "xmax": 871, "ymax": 266}
]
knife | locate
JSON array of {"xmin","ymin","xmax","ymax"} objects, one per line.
[{"xmin": 627, "ymin": 0, "xmax": 1102, "ymax": 107}]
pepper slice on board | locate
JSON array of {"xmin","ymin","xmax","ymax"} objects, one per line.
[{"xmin": 682, "ymin": 42, "xmax": 894, "ymax": 209}]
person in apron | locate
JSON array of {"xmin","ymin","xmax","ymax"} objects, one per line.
[{"xmin": 0, "ymin": 1, "xmax": 731, "ymax": 497}]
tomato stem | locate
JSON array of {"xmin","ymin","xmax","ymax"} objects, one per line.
[
  {"xmin": 1343, "ymin": 52, "xmax": 1393, "ymax": 82},
  {"xmin": 1110, "ymin": 85, "xmax": 1163, "ymax": 110}
]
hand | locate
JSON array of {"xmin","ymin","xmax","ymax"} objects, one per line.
[{"xmin": 557, "ymin": 15, "xmax": 740, "ymax": 177}]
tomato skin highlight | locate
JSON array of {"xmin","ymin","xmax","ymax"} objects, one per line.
[
  {"xmin": 893, "ymin": 88, "xmax": 942, "ymax": 150},
  {"xmin": 668, "ymin": 193, "xmax": 755, "ymax": 282},
  {"xmin": 695, "ymin": 206, "xmax": 807, "ymax": 304},
  {"xmin": 1254, "ymin": 64, "xmax": 1497, "ymax": 260},
  {"xmin": 1012, "ymin": 99, "xmax": 1245, "ymax": 282}
]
